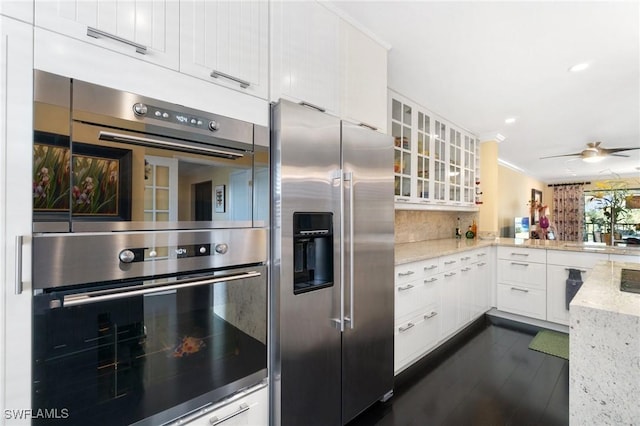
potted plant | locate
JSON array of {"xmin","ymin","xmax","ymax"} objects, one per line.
[{"xmin": 588, "ymin": 180, "xmax": 629, "ymax": 244}]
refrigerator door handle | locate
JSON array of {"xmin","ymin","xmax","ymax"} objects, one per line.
[
  {"xmin": 338, "ymin": 168, "xmax": 346, "ymax": 333},
  {"xmin": 345, "ymin": 170, "xmax": 355, "ymax": 329}
]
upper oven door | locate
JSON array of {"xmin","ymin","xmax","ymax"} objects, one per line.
[{"xmin": 68, "ymin": 121, "xmax": 255, "ymax": 232}]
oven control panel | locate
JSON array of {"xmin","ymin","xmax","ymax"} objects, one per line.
[
  {"xmin": 118, "ymin": 243, "xmax": 219, "ymax": 263},
  {"xmin": 133, "ymin": 102, "xmax": 220, "ymax": 133}
]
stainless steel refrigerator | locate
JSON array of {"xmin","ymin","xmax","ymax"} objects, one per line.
[{"xmin": 270, "ymin": 99, "xmax": 395, "ymax": 425}]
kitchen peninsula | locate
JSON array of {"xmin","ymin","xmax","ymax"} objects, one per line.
[{"xmin": 569, "ymin": 261, "xmax": 640, "ymax": 425}]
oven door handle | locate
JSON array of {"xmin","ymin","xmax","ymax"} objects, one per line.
[
  {"xmin": 63, "ymin": 271, "xmax": 261, "ymax": 307},
  {"xmin": 98, "ymin": 131, "xmax": 244, "ymax": 159}
]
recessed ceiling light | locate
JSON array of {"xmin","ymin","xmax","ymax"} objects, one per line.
[
  {"xmin": 495, "ymin": 133, "xmax": 506, "ymax": 142},
  {"xmin": 569, "ymin": 62, "xmax": 589, "ymax": 72},
  {"xmin": 505, "ymin": 117, "xmax": 516, "ymax": 124}
]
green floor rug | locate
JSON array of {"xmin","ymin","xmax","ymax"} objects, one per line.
[{"xmin": 528, "ymin": 330, "xmax": 569, "ymax": 360}]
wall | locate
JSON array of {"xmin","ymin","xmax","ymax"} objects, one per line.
[
  {"xmin": 395, "ymin": 210, "xmax": 478, "ymax": 243},
  {"xmin": 497, "ymin": 165, "xmax": 549, "ymax": 238}
]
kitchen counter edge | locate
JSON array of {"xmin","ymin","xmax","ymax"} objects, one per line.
[{"xmin": 395, "ymin": 238, "xmax": 640, "ymax": 265}]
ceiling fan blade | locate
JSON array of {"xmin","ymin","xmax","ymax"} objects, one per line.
[
  {"xmin": 599, "ymin": 147, "xmax": 640, "ymax": 154},
  {"xmin": 539, "ymin": 153, "xmax": 581, "ymax": 159},
  {"xmin": 610, "ymin": 153, "xmax": 630, "ymax": 157}
]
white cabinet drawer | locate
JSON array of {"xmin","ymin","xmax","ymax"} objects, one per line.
[
  {"xmin": 497, "ymin": 284, "xmax": 546, "ymax": 320},
  {"xmin": 395, "ymin": 262, "xmax": 422, "ymax": 285},
  {"xmin": 396, "ymin": 274, "xmax": 441, "ymax": 324},
  {"xmin": 497, "ymin": 246, "xmax": 546, "ymax": 264},
  {"xmin": 394, "ymin": 309, "xmax": 439, "ymax": 373},
  {"xmin": 185, "ymin": 383, "xmax": 268, "ymax": 425},
  {"xmin": 546, "ymin": 250, "xmax": 608, "ymax": 268},
  {"xmin": 439, "ymin": 254, "xmax": 460, "ymax": 272},
  {"xmin": 497, "ymin": 259, "xmax": 546, "ymax": 289}
]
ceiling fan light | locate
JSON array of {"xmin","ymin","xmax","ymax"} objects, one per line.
[{"xmin": 582, "ymin": 155, "xmax": 605, "ymax": 163}]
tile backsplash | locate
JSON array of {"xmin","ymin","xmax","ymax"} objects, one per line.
[{"xmin": 395, "ymin": 210, "xmax": 479, "ymax": 243}]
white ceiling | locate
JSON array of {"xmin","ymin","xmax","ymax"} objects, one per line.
[{"xmin": 329, "ymin": 1, "xmax": 640, "ymax": 184}]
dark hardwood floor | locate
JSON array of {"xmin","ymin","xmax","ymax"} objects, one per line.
[{"xmin": 348, "ymin": 321, "xmax": 569, "ymax": 426}]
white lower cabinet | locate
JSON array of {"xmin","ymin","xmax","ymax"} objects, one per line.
[
  {"xmin": 546, "ymin": 251, "xmax": 608, "ymax": 326},
  {"xmin": 497, "ymin": 247, "xmax": 547, "ymax": 320},
  {"xmin": 394, "ymin": 247, "xmax": 491, "ymax": 374},
  {"xmin": 184, "ymin": 383, "xmax": 268, "ymax": 426}
]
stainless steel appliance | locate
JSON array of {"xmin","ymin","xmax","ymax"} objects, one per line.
[
  {"xmin": 270, "ymin": 99, "xmax": 395, "ymax": 425},
  {"xmin": 33, "ymin": 70, "xmax": 268, "ymax": 233},
  {"xmin": 31, "ymin": 71, "xmax": 270, "ymax": 425},
  {"xmin": 32, "ymin": 229, "xmax": 267, "ymax": 426}
]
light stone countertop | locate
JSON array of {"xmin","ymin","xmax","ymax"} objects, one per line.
[
  {"xmin": 395, "ymin": 237, "xmax": 640, "ymax": 265},
  {"xmin": 569, "ymin": 261, "xmax": 640, "ymax": 424}
]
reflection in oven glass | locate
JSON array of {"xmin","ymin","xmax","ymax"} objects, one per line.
[{"xmin": 32, "ymin": 272, "xmax": 266, "ymax": 425}]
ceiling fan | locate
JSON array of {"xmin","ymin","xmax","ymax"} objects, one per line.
[{"xmin": 540, "ymin": 142, "xmax": 640, "ymax": 163}]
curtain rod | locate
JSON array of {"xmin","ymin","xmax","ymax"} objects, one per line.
[{"xmin": 547, "ymin": 181, "xmax": 591, "ymax": 187}]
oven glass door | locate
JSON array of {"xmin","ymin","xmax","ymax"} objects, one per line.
[
  {"xmin": 32, "ymin": 265, "xmax": 267, "ymax": 426},
  {"xmin": 33, "ymin": 121, "xmax": 268, "ymax": 231}
]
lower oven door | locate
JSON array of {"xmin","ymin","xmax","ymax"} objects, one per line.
[{"xmin": 32, "ymin": 265, "xmax": 267, "ymax": 426}]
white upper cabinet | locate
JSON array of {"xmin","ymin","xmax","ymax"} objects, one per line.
[
  {"xmin": 271, "ymin": 0, "xmax": 341, "ymax": 115},
  {"xmin": 0, "ymin": 0, "xmax": 34, "ymax": 23},
  {"xmin": 339, "ymin": 19, "xmax": 388, "ymax": 133},
  {"xmin": 35, "ymin": 0, "xmax": 179, "ymax": 70},
  {"xmin": 180, "ymin": 1, "xmax": 269, "ymax": 100},
  {"xmin": 390, "ymin": 90, "xmax": 478, "ymax": 210}
]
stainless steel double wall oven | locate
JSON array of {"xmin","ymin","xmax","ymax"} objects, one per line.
[{"xmin": 31, "ymin": 71, "xmax": 269, "ymax": 425}]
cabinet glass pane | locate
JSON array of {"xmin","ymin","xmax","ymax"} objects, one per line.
[
  {"xmin": 395, "ymin": 176, "xmax": 401, "ymax": 196},
  {"xmin": 156, "ymin": 165, "xmax": 169, "ymax": 187},
  {"xmin": 403, "ymin": 152, "xmax": 411, "ymax": 175},
  {"xmin": 418, "ymin": 112, "xmax": 424, "ymax": 131},
  {"xmin": 392, "ymin": 122, "xmax": 402, "ymax": 147},
  {"xmin": 156, "ymin": 188, "xmax": 169, "ymax": 210},
  {"xmin": 418, "ymin": 133, "xmax": 423, "ymax": 153},
  {"xmin": 392, "ymin": 99, "xmax": 402, "ymax": 121},
  {"xmin": 403, "ymin": 104, "xmax": 411, "ymax": 125},
  {"xmin": 403, "ymin": 126, "xmax": 411, "ymax": 150},
  {"xmin": 401, "ymin": 177, "xmax": 410, "ymax": 197},
  {"xmin": 394, "ymin": 150, "xmax": 402, "ymax": 174}
]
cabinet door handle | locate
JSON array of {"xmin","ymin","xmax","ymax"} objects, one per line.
[
  {"xmin": 398, "ymin": 284, "xmax": 415, "ymax": 292},
  {"xmin": 398, "ymin": 271, "xmax": 415, "ymax": 277},
  {"xmin": 444, "ymin": 260, "xmax": 456, "ymax": 265},
  {"xmin": 477, "ymin": 253, "xmax": 486, "ymax": 257},
  {"xmin": 424, "ymin": 278, "xmax": 438, "ymax": 284},
  {"xmin": 424, "ymin": 264, "xmax": 438, "ymax": 270},
  {"xmin": 510, "ymin": 262, "xmax": 529, "ymax": 267},
  {"xmin": 461, "ymin": 256, "xmax": 471, "ymax": 261},
  {"xmin": 477, "ymin": 262, "xmax": 486, "ymax": 267},
  {"xmin": 87, "ymin": 27, "xmax": 147, "ymax": 54},
  {"xmin": 15, "ymin": 235, "xmax": 23, "ymax": 295},
  {"xmin": 444, "ymin": 272, "xmax": 457, "ymax": 277},
  {"xmin": 510, "ymin": 252, "xmax": 529, "ymax": 257},
  {"xmin": 299, "ymin": 101, "xmax": 326, "ymax": 113},
  {"xmin": 358, "ymin": 122, "xmax": 378, "ymax": 131},
  {"xmin": 209, "ymin": 403, "xmax": 250, "ymax": 425},
  {"xmin": 424, "ymin": 311, "xmax": 438, "ymax": 320},
  {"xmin": 399, "ymin": 323, "xmax": 415, "ymax": 333},
  {"xmin": 510, "ymin": 287, "xmax": 529, "ymax": 293},
  {"xmin": 396, "ymin": 197, "xmax": 410, "ymax": 202},
  {"xmin": 461, "ymin": 267, "xmax": 472, "ymax": 272},
  {"xmin": 210, "ymin": 70, "xmax": 251, "ymax": 89}
]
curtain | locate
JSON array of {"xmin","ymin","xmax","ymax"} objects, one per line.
[{"xmin": 552, "ymin": 184, "xmax": 584, "ymax": 241}]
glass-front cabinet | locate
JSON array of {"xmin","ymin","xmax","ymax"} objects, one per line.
[{"xmin": 389, "ymin": 89, "xmax": 478, "ymax": 210}]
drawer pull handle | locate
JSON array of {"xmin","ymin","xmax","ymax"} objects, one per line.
[
  {"xmin": 511, "ymin": 252, "xmax": 529, "ymax": 257},
  {"xmin": 424, "ymin": 278, "xmax": 438, "ymax": 284},
  {"xmin": 399, "ymin": 323, "xmax": 415, "ymax": 333},
  {"xmin": 15, "ymin": 235, "xmax": 24, "ymax": 295},
  {"xmin": 398, "ymin": 271, "xmax": 415, "ymax": 277},
  {"xmin": 358, "ymin": 122, "xmax": 378, "ymax": 131},
  {"xmin": 477, "ymin": 262, "xmax": 486, "ymax": 266},
  {"xmin": 424, "ymin": 265, "xmax": 438, "ymax": 270},
  {"xmin": 510, "ymin": 287, "xmax": 529, "ymax": 293},
  {"xmin": 565, "ymin": 268, "xmax": 587, "ymax": 273},
  {"xmin": 209, "ymin": 403, "xmax": 250, "ymax": 425},
  {"xmin": 210, "ymin": 70, "xmax": 251, "ymax": 89},
  {"xmin": 398, "ymin": 284, "xmax": 415, "ymax": 292},
  {"xmin": 444, "ymin": 272, "xmax": 457, "ymax": 277},
  {"xmin": 477, "ymin": 253, "xmax": 487, "ymax": 257},
  {"xmin": 396, "ymin": 197, "xmax": 410, "ymax": 202},
  {"xmin": 444, "ymin": 260, "xmax": 457, "ymax": 265},
  {"xmin": 424, "ymin": 311, "xmax": 438, "ymax": 320},
  {"xmin": 511, "ymin": 262, "xmax": 529, "ymax": 267},
  {"xmin": 461, "ymin": 267, "xmax": 472, "ymax": 272},
  {"xmin": 87, "ymin": 27, "xmax": 147, "ymax": 54},
  {"xmin": 461, "ymin": 256, "xmax": 471, "ymax": 261}
]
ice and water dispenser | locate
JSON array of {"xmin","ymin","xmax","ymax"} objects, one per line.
[{"xmin": 293, "ymin": 212, "xmax": 334, "ymax": 294}]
